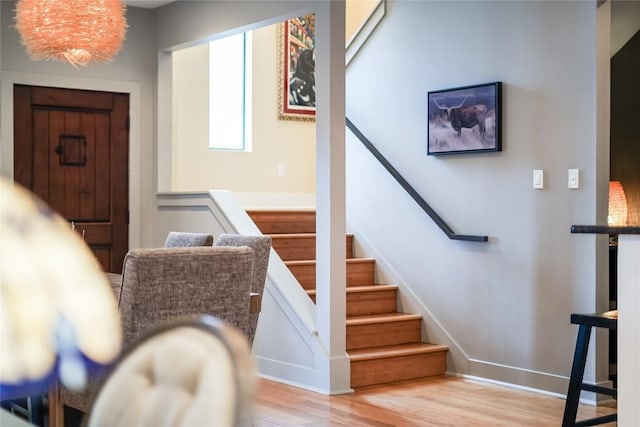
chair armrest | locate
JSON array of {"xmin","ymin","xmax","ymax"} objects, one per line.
[{"xmin": 249, "ymin": 292, "xmax": 261, "ymax": 314}]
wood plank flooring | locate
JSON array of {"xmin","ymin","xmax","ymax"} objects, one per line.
[{"xmin": 254, "ymin": 376, "xmax": 617, "ymax": 426}]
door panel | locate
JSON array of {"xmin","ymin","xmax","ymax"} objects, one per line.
[
  {"xmin": 14, "ymin": 84, "xmax": 129, "ymax": 273},
  {"xmin": 36, "ymin": 109, "xmax": 112, "ymax": 221}
]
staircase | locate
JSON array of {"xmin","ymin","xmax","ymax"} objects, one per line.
[{"xmin": 248, "ymin": 209, "xmax": 448, "ymax": 388}]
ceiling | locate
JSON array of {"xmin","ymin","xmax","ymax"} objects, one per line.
[{"xmin": 124, "ymin": 0, "xmax": 175, "ymax": 9}]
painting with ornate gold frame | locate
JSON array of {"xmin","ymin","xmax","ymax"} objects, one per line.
[{"xmin": 278, "ymin": 14, "xmax": 315, "ymax": 122}]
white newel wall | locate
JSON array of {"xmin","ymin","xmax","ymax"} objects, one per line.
[{"xmin": 617, "ymin": 234, "xmax": 640, "ymax": 426}]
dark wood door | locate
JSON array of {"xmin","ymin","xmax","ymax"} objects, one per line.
[{"xmin": 13, "ymin": 85, "xmax": 129, "ymax": 273}]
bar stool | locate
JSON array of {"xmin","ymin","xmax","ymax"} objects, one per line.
[{"xmin": 562, "ymin": 310, "xmax": 617, "ymax": 427}]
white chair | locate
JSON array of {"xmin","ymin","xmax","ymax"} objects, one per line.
[{"xmin": 86, "ymin": 315, "xmax": 256, "ymax": 427}]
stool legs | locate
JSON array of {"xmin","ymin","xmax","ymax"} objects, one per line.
[
  {"xmin": 562, "ymin": 320, "xmax": 617, "ymax": 427},
  {"xmin": 562, "ymin": 324, "xmax": 592, "ymax": 427}
]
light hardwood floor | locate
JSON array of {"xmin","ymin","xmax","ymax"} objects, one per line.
[{"xmin": 254, "ymin": 376, "xmax": 616, "ymax": 426}]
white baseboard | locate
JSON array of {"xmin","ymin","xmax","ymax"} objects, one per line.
[{"xmin": 465, "ymin": 359, "xmax": 614, "ymax": 406}]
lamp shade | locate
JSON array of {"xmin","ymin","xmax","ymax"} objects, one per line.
[
  {"xmin": 608, "ymin": 180, "xmax": 628, "ymax": 226},
  {"xmin": 14, "ymin": 0, "xmax": 127, "ymax": 68},
  {"xmin": 0, "ymin": 178, "xmax": 121, "ymax": 393}
]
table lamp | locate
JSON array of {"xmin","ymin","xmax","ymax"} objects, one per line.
[
  {"xmin": 608, "ymin": 180, "xmax": 628, "ymax": 227},
  {"xmin": 0, "ymin": 178, "xmax": 121, "ymax": 397},
  {"xmin": 608, "ymin": 180, "xmax": 628, "ymax": 246}
]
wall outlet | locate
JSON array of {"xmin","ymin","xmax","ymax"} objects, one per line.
[
  {"xmin": 277, "ymin": 163, "xmax": 286, "ymax": 177},
  {"xmin": 533, "ymin": 170, "xmax": 544, "ymax": 189},
  {"xmin": 568, "ymin": 169, "xmax": 579, "ymax": 189}
]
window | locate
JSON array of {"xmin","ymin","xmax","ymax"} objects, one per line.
[{"xmin": 208, "ymin": 32, "xmax": 252, "ymax": 151}]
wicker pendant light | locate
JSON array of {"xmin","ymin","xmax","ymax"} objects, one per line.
[{"xmin": 14, "ymin": 0, "xmax": 127, "ymax": 68}]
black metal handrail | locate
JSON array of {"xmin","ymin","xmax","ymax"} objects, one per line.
[{"xmin": 346, "ymin": 117, "xmax": 488, "ymax": 243}]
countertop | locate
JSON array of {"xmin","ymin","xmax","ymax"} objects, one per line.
[{"xmin": 570, "ymin": 225, "xmax": 640, "ymax": 234}]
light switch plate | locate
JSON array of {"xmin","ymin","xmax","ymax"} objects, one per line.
[
  {"xmin": 533, "ymin": 170, "xmax": 544, "ymax": 189},
  {"xmin": 568, "ymin": 169, "xmax": 579, "ymax": 189}
]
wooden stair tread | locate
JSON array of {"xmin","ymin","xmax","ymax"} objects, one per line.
[
  {"xmin": 270, "ymin": 233, "xmax": 354, "ymax": 239},
  {"xmin": 247, "ymin": 210, "xmax": 316, "ymax": 234},
  {"xmin": 246, "ymin": 209, "xmax": 315, "ymax": 219},
  {"xmin": 346, "ymin": 312, "xmax": 422, "ymax": 325},
  {"xmin": 248, "ymin": 208, "xmax": 315, "ymax": 213},
  {"xmin": 286, "ymin": 258, "xmax": 375, "ymax": 266},
  {"xmin": 270, "ymin": 233, "xmax": 316, "ymax": 238},
  {"xmin": 248, "ymin": 208, "xmax": 448, "ymax": 388},
  {"xmin": 349, "ymin": 343, "xmax": 449, "ymax": 361},
  {"xmin": 307, "ymin": 284, "xmax": 398, "ymax": 296},
  {"xmin": 346, "ymin": 285, "xmax": 398, "ymax": 293}
]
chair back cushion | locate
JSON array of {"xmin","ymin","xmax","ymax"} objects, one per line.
[
  {"xmin": 87, "ymin": 316, "xmax": 255, "ymax": 427},
  {"xmin": 215, "ymin": 234, "xmax": 271, "ymax": 344},
  {"xmin": 118, "ymin": 246, "xmax": 254, "ymax": 344},
  {"xmin": 164, "ymin": 232, "xmax": 213, "ymax": 248}
]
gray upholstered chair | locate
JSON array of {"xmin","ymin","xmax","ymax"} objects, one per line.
[
  {"xmin": 50, "ymin": 246, "xmax": 255, "ymax": 427},
  {"xmin": 105, "ymin": 231, "xmax": 214, "ymax": 299},
  {"xmin": 163, "ymin": 231, "xmax": 214, "ymax": 248},
  {"xmin": 215, "ymin": 234, "xmax": 271, "ymax": 345},
  {"xmin": 86, "ymin": 315, "xmax": 256, "ymax": 427}
]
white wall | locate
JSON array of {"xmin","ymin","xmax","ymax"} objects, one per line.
[
  {"xmin": 346, "ymin": 0, "xmax": 607, "ymax": 395},
  {"xmin": 166, "ymin": 0, "xmax": 379, "ymax": 196},
  {"xmin": 0, "ymin": 2, "xmax": 157, "ymax": 249},
  {"xmin": 1, "ymin": 0, "xmax": 612, "ymax": 396},
  {"xmin": 155, "ymin": 1, "xmax": 319, "ymax": 193},
  {"xmin": 346, "ymin": 0, "xmax": 379, "ymax": 45},
  {"xmin": 171, "ymin": 24, "xmax": 316, "ymax": 193},
  {"xmin": 0, "ymin": 0, "xmax": 320, "ymax": 243},
  {"xmin": 154, "ymin": 1, "xmax": 350, "ymax": 394},
  {"xmin": 1, "ymin": 0, "xmax": 349, "ymax": 394}
]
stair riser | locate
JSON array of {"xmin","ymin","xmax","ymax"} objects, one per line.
[
  {"xmin": 347, "ymin": 290, "xmax": 397, "ymax": 316},
  {"xmin": 247, "ymin": 211, "xmax": 315, "ymax": 234},
  {"xmin": 347, "ymin": 319, "xmax": 421, "ymax": 350},
  {"xmin": 248, "ymin": 208, "xmax": 449, "ymax": 390},
  {"xmin": 289, "ymin": 261, "xmax": 375, "ymax": 289},
  {"xmin": 350, "ymin": 351, "xmax": 446, "ymax": 388},
  {"xmin": 308, "ymin": 289, "xmax": 397, "ymax": 316},
  {"xmin": 272, "ymin": 235, "xmax": 354, "ymax": 261}
]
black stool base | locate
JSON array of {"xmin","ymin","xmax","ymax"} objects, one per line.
[{"xmin": 562, "ymin": 312, "xmax": 617, "ymax": 427}]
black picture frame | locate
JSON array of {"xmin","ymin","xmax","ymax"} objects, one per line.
[{"xmin": 427, "ymin": 82, "xmax": 502, "ymax": 155}]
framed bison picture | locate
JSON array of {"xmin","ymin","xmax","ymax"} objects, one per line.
[{"xmin": 427, "ymin": 82, "xmax": 502, "ymax": 155}]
